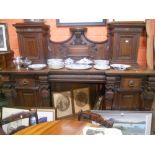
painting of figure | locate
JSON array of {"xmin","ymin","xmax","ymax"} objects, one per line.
[
  {"xmin": 73, "ymin": 88, "xmax": 90, "ymax": 113},
  {"xmin": 53, "ymin": 91, "xmax": 73, "ymax": 118}
]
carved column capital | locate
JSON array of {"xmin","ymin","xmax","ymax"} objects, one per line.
[{"xmin": 105, "ymin": 76, "xmax": 120, "ymax": 110}]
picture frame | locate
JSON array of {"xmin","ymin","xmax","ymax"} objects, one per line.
[
  {"xmin": 0, "ymin": 23, "xmax": 9, "ymax": 52},
  {"xmin": 52, "ymin": 91, "xmax": 73, "ymax": 118},
  {"xmin": 92, "ymin": 110, "xmax": 153, "ymax": 135},
  {"xmin": 2, "ymin": 107, "xmax": 29, "ymax": 134},
  {"xmin": 73, "ymin": 87, "xmax": 90, "ymax": 113},
  {"xmin": 56, "ymin": 19, "xmax": 107, "ymax": 27},
  {"xmin": 31, "ymin": 108, "xmax": 55, "ymax": 123}
]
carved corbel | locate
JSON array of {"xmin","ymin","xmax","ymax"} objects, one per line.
[
  {"xmin": 141, "ymin": 77, "xmax": 155, "ymax": 110},
  {"xmin": 104, "ymin": 76, "xmax": 120, "ymax": 110},
  {"xmin": 39, "ymin": 86, "xmax": 50, "ymax": 107},
  {"xmin": 39, "ymin": 76, "xmax": 50, "ymax": 107}
]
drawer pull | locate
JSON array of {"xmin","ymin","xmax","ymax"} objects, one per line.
[
  {"xmin": 22, "ymin": 80, "xmax": 29, "ymax": 86},
  {"xmin": 128, "ymin": 80, "xmax": 135, "ymax": 87}
]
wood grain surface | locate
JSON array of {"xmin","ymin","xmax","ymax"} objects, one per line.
[{"xmin": 15, "ymin": 119, "xmax": 95, "ymax": 135}]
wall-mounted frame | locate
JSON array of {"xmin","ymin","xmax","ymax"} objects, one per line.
[
  {"xmin": 56, "ymin": 19, "xmax": 107, "ymax": 26},
  {"xmin": 0, "ymin": 23, "xmax": 9, "ymax": 52}
]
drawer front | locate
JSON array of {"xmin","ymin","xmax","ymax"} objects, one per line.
[
  {"xmin": 120, "ymin": 78, "xmax": 142, "ymax": 89},
  {"xmin": 0, "ymin": 75, "xmax": 9, "ymax": 82},
  {"xmin": 16, "ymin": 78, "xmax": 35, "ymax": 87}
]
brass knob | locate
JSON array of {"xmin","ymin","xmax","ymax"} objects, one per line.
[
  {"xmin": 22, "ymin": 79, "xmax": 29, "ymax": 86},
  {"xmin": 128, "ymin": 80, "xmax": 135, "ymax": 87}
]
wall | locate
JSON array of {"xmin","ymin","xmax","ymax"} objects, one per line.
[{"xmin": 0, "ymin": 19, "xmax": 147, "ymax": 66}]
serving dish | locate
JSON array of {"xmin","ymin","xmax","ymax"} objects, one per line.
[
  {"xmin": 48, "ymin": 62, "xmax": 64, "ymax": 69},
  {"xmin": 110, "ymin": 64, "xmax": 131, "ymax": 70},
  {"xmin": 28, "ymin": 64, "xmax": 46, "ymax": 70},
  {"xmin": 94, "ymin": 65, "xmax": 110, "ymax": 70},
  {"xmin": 94, "ymin": 59, "xmax": 109, "ymax": 65},
  {"xmin": 65, "ymin": 64, "xmax": 92, "ymax": 70},
  {"xmin": 76, "ymin": 58, "xmax": 93, "ymax": 65}
]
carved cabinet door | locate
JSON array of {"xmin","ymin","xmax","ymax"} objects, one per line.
[
  {"xmin": 113, "ymin": 91, "xmax": 142, "ymax": 110},
  {"xmin": 15, "ymin": 88, "xmax": 39, "ymax": 107}
]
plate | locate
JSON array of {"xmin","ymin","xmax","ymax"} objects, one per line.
[
  {"xmin": 110, "ymin": 64, "xmax": 131, "ymax": 70},
  {"xmin": 94, "ymin": 65, "xmax": 110, "ymax": 70},
  {"xmin": 28, "ymin": 64, "xmax": 46, "ymax": 70},
  {"xmin": 76, "ymin": 58, "xmax": 93, "ymax": 65},
  {"xmin": 65, "ymin": 64, "xmax": 92, "ymax": 70}
]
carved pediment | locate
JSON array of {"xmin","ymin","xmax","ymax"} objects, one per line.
[{"xmin": 48, "ymin": 27, "xmax": 110, "ymax": 60}]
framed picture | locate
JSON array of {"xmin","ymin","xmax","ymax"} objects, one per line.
[
  {"xmin": 73, "ymin": 88, "xmax": 90, "ymax": 113},
  {"xmin": 2, "ymin": 107, "xmax": 29, "ymax": 134},
  {"xmin": 56, "ymin": 19, "xmax": 107, "ymax": 26},
  {"xmin": 31, "ymin": 108, "xmax": 55, "ymax": 123},
  {"xmin": 92, "ymin": 110, "xmax": 153, "ymax": 135},
  {"xmin": 0, "ymin": 23, "xmax": 9, "ymax": 52},
  {"xmin": 53, "ymin": 91, "xmax": 73, "ymax": 118}
]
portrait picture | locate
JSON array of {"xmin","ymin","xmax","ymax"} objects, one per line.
[
  {"xmin": 53, "ymin": 91, "xmax": 73, "ymax": 118},
  {"xmin": 0, "ymin": 24, "xmax": 8, "ymax": 51},
  {"xmin": 73, "ymin": 88, "xmax": 90, "ymax": 113}
]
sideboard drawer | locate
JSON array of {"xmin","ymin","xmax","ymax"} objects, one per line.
[
  {"xmin": 16, "ymin": 78, "xmax": 35, "ymax": 87},
  {"xmin": 120, "ymin": 78, "xmax": 142, "ymax": 90}
]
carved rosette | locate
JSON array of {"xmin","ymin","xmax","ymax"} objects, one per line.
[{"xmin": 104, "ymin": 76, "xmax": 120, "ymax": 110}]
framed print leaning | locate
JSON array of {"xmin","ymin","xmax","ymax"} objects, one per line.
[
  {"xmin": 30, "ymin": 108, "xmax": 55, "ymax": 123},
  {"xmin": 53, "ymin": 91, "xmax": 73, "ymax": 118},
  {"xmin": 73, "ymin": 88, "xmax": 90, "ymax": 113},
  {"xmin": 0, "ymin": 23, "xmax": 9, "ymax": 52},
  {"xmin": 92, "ymin": 110, "xmax": 153, "ymax": 135}
]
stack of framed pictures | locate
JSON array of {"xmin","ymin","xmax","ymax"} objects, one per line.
[{"xmin": 52, "ymin": 87, "xmax": 91, "ymax": 119}]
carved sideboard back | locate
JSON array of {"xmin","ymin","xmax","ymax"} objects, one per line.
[{"xmin": 48, "ymin": 28, "xmax": 110, "ymax": 60}]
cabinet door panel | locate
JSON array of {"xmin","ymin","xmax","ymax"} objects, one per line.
[
  {"xmin": 113, "ymin": 92, "xmax": 142, "ymax": 110},
  {"xmin": 15, "ymin": 89, "xmax": 39, "ymax": 107}
]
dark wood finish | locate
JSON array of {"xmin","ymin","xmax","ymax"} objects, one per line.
[
  {"xmin": 15, "ymin": 119, "xmax": 96, "ymax": 135},
  {"xmin": 108, "ymin": 22, "xmax": 145, "ymax": 64},
  {"xmin": 13, "ymin": 23, "xmax": 50, "ymax": 63},
  {"xmin": 48, "ymin": 27, "xmax": 110, "ymax": 60},
  {"xmin": 0, "ymin": 110, "xmax": 38, "ymax": 135},
  {"xmin": 78, "ymin": 110, "xmax": 114, "ymax": 128},
  {"xmin": 1, "ymin": 68, "xmax": 155, "ymax": 111},
  {"xmin": 0, "ymin": 23, "xmax": 154, "ymax": 112},
  {"xmin": 0, "ymin": 70, "xmax": 50, "ymax": 107},
  {"xmin": 0, "ymin": 52, "xmax": 14, "ymax": 70}
]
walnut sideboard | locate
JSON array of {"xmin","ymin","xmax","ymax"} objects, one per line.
[{"xmin": 0, "ymin": 67, "xmax": 155, "ymax": 111}]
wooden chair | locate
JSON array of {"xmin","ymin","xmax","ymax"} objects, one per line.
[
  {"xmin": 0, "ymin": 108, "xmax": 38, "ymax": 135},
  {"xmin": 78, "ymin": 110, "xmax": 114, "ymax": 128}
]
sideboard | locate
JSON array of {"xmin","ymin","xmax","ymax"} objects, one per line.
[
  {"xmin": 0, "ymin": 67, "xmax": 155, "ymax": 111},
  {"xmin": 1, "ymin": 21, "xmax": 153, "ymax": 112}
]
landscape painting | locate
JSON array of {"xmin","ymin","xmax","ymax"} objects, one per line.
[{"xmin": 92, "ymin": 110, "xmax": 152, "ymax": 135}]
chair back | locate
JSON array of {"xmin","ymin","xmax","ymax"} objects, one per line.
[
  {"xmin": 78, "ymin": 110, "xmax": 114, "ymax": 128},
  {"xmin": 0, "ymin": 107, "xmax": 38, "ymax": 135}
]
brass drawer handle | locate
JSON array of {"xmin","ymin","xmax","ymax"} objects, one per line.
[
  {"xmin": 22, "ymin": 80, "xmax": 29, "ymax": 86},
  {"xmin": 128, "ymin": 80, "xmax": 135, "ymax": 88}
]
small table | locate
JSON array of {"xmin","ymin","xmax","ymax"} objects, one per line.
[{"xmin": 15, "ymin": 119, "xmax": 95, "ymax": 135}]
